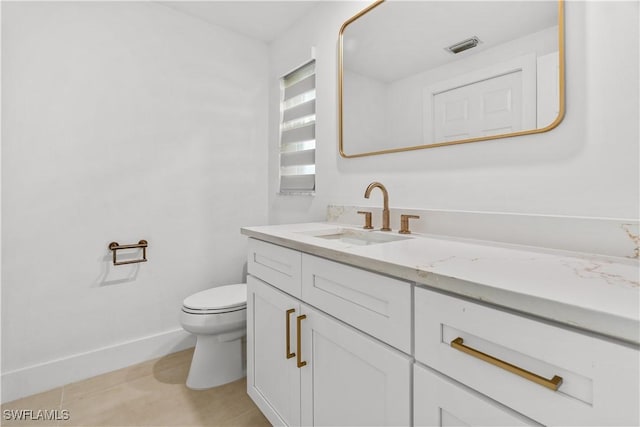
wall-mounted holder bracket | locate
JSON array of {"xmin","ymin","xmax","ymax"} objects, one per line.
[{"xmin": 108, "ymin": 240, "xmax": 148, "ymax": 266}]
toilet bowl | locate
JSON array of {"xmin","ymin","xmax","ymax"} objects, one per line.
[{"xmin": 180, "ymin": 283, "xmax": 247, "ymax": 390}]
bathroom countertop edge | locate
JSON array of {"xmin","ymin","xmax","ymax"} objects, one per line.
[{"xmin": 241, "ymin": 224, "xmax": 640, "ymax": 346}]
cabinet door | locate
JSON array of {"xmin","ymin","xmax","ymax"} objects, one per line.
[
  {"xmin": 414, "ymin": 364, "xmax": 540, "ymax": 427},
  {"xmin": 247, "ymin": 276, "xmax": 301, "ymax": 426},
  {"xmin": 299, "ymin": 304, "xmax": 411, "ymax": 426}
]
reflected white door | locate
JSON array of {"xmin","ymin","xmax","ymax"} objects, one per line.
[
  {"xmin": 433, "ymin": 70, "xmax": 525, "ymax": 143},
  {"xmin": 424, "ymin": 54, "xmax": 537, "ymax": 145}
]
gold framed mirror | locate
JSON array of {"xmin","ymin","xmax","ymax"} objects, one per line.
[{"xmin": 338, "ymin": 0, "xmax": 565, "ymax": 158}]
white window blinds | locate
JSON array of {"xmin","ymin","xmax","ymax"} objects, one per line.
[{"xmin": 279, "ymin": 60, "xmax": 316, "ymax": 194}]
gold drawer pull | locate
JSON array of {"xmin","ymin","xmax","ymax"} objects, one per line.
[
  {"xmin": 296, "ymin": 315, "xmax": 307, "ymax": 368},
  {"xmin": 285, "ymin": 309, "xmax": 296, "ymax": 359},
  {"xmin": 450, "ymin": 337, "xmax": 563, "ymax": 391}
]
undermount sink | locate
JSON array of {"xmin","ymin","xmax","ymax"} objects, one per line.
[{"xmin": 297, "ymin": 227, "xmax": 411, "ymax": 246}]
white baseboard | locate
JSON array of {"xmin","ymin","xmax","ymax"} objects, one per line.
[{"xmin": 1, "ymin": 328, "xmax": 195, "ymax": 404}]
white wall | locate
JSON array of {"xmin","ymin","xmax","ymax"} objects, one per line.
[
  {"xmin": 268, "ymin": 1, "xmax": 639, "ymax": 223},
  {"xmin": 1, "ymin": 2, "xmax": 268, "ymax": 401}
]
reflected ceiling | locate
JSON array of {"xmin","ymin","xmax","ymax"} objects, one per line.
[{"xmin": 344, "ymin": 1, "xmax": 557, "ymax": 83}]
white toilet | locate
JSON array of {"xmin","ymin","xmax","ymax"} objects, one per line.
[{"xmin": 180, "ymin": 283, "xmax": 247, "ymax": 390}]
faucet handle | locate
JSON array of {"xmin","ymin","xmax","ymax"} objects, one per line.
[
  {"xmin": 357, "ymin": 211, "xmax": 374, "ymax": 230},
  {"xmin": 399, "ymin": 214, "xmax": 420, "ymax": 234}
]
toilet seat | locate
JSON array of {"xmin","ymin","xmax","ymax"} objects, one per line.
[
  {"xmin": 182, "ymin": 306, "xmax": 246, "ymax": 315},
  {"xmin": 182, "ymin": 283, "xmax": 246, "ymax": 315}
]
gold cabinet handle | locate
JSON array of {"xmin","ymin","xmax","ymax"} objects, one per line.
[
  {"xmin": 296, "ymin": 315, "xmax": 307, "ymax": 368},
  {"xmin": 285, "ymin": 309, "xmax": 296, "ymax": 359},
  {"xmin": 450, "ymin": 337, "xmax": 563, "ymax": 391}
]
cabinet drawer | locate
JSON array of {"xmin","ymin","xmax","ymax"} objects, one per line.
[
  {"xmin": 301, "ymin": 254, "xmax": 411, "ymax": 353},
  {"xmin": 248, "ymin": 239, "xmax": 302, "ymax": 298},
  {"xmin": 414, "ymin": 363, "xmax": 539, "ymax": 427},
  {"xmin": 415, "ymin": 287, "xmax": 639, "ymax": 426}
]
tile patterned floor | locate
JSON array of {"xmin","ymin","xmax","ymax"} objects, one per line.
[{"xmin": 1, "ymin": 348, "xmax": 270, "ymax": 427}]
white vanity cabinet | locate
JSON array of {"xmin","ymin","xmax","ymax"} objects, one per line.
[
  {"xmin": 414, "ymin": 287, "xmax": 640, "ymax": 427},
  {"xmin": 244, "ymin": 230, "xmax": 639, "ymax": 427},
  {"xmin": 247, "ymin": 239, "xmax": 412, "ymax": 426}
]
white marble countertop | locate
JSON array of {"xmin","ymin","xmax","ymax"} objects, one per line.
[{"xmin": 241, "ymin": 222, "xmax": 640, "ymax": 345}]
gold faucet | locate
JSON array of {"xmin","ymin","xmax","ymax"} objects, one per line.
[{"xmin": 364, "ymin": 182, "xmax": 391, "ymax": 231}]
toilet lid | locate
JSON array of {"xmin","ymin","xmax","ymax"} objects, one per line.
[{"xmin": 183, "ymin": 284, "xmax": 247, "ymax": 311}]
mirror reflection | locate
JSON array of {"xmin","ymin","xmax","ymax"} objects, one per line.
[{"xmin": 339, "ymin": 0, "xmax": 564, "ymax": 158}]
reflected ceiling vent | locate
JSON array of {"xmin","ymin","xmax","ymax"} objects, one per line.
[{"xmin": 445, "ymin": 36, "xmax": 481, "ymax": 54}]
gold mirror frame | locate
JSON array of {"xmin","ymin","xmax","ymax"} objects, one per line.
[{"xmin": 338, "ymin": 0, "xmax": 565, "ymax": 158}]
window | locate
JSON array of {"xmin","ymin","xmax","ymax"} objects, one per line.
[{"xmin": 279, "ymin": 60, "xmax": 316, "ymax": 194}]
